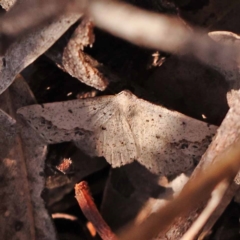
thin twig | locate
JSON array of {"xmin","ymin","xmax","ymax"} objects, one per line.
[
  {"xmin": 198, "ymin": 181, "xmax": 240, "ymax": 239},
  {"xmin": 51, "ymin": 213, "xmax": 78, "ymax": 221},
  {"xmin": 181, "ymin": 180, "xmax": 229, "ymax": 240},
  {"xmin": 75, "ymin": 181, "xmax": 118, "ymax": 240}
]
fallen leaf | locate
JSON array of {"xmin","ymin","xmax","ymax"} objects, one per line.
[
  {"xmin": 0, "ymin": 13, "xmax": 81, "ymax": 94},
  {"xmin": 46, "ymin": 17, "xmax": 109, "ymax": 90},
  {"xmin": 0, "ymin": 75, "xmax": 57, "ymax": 240},
  {"xmin": 18, "ymin": 90, "xmax": 217, "ymax": 175}
]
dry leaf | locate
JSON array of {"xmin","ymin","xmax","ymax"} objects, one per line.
[
  {"xmin": 46, "ymin": 17, "xmax": 109, "ymax": 90},
  {"xmin": 0, "ymin": 76, "xmax": 56, "ymax": 240},
  {"xmin": 18, "ymin": 90, "xmax": 216, "ymax": 175},
  {"xmin": 0, "ymin": 13, "xmax": 81, "ymax": 94},
  {"xmin": 0, "ymin": 0, "xmax": 238, "ymax": 75}
]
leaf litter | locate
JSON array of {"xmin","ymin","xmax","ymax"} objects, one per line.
[
  {"xmin": 0, "ymin": 75, "xmax": 56, "ymax": 240},
  {"xmin": 0, "ymin": 12, "xmax": 81, "ymax": 95},
  {"xmin": 46, "ymin": 17, "xmax": 110, "ymax": 90},
  {"xmin": 1, "ymin": 0, "xmax": 240, "ymax": 239}
]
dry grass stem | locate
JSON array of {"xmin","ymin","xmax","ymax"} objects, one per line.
[
  {"xmin": 51, "ymin": 213, "xmax": 78, "ymax": 221},
  {"xmin": 181, "ymin": 180, "xmax": 229, "ymax": 240}
]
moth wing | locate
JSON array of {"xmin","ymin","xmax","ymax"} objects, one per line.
[
  {"xmin": 18, "ymin": 93, "xmax": 138, "ymax": 166},
  {"xmin": 75, "ymin": 108, "xmax": 137, "ymax": 167},
  {"xmin": 17, "ymin": 95, "xmax": 116, "ymax": 143},
  {"xmin": 128, "ymin": 98, "xmax": 217, "ymax": 175}
]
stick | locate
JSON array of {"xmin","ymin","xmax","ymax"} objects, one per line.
[{"xmin": 75, "ymin": 181, "xmax": 118, "ymax": 240}]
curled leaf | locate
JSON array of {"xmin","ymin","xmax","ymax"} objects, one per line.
[{"xmin": 46, "ymin": 17, "xmax": 109, "ymax": 90}]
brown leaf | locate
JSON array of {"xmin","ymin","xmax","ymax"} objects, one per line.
[
  {"xmin": 1, "ymin": 0, "xmax": 239, "ymax": 77},
  {"xmin": 46, "ymin": 17, "xmax": 109, "ymax": 90},
  {"xmin": 0, "ymin": 13, "xmax": 81, "ymax": 94},
  {"xmin": 0, "ymin": 75, "xmax": 56, "ymax": 240}
]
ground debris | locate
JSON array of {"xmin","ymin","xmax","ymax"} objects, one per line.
[
  {"xmin": 46, "ymin": 17, "xmax": 110, "ymax": 90},
  {"xmin": 0, "ymin": 75, "xmax": 56, "ymax": 240}
]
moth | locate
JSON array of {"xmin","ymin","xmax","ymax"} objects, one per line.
[{"xmin": 18, "ymin": 90, "xmax": 217, "ymax": 175}]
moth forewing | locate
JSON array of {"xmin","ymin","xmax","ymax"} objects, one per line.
[{"xmin": 18, "ymin": 90, "xmax": 217, "ymax": 175}]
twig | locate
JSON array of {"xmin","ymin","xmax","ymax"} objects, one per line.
[
  {"xmin": 51, "ymin": 213, "xmax": 78, "ymax": 221},
  {"xmin": 198, "ymin": 181, "xmax": 240, "ymax": 239},
  {"xmin": 75, "ymin": 181, "xmax": 118, "ymax": 240},
  {"xmin": 181, "ymin": 180, "xmax": 229, "ymax": 240},
  {"xmin": 117, "ymin": 136, "xmax": 240, "ymax": 240}
]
